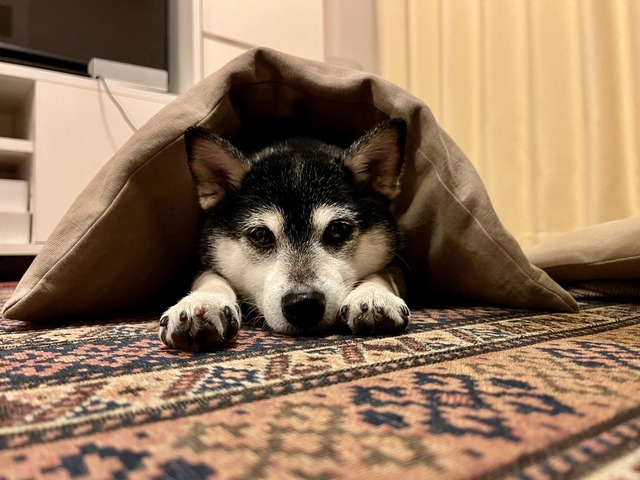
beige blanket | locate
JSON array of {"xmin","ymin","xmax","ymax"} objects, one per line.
[{"xmin": 8, "ymin": 48, "xmax": 633, "ymax": 322}]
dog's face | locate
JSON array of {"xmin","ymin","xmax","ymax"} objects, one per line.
[{"xmin": 186, "ymin": 120, "xmax": 406, "ymax": 335}]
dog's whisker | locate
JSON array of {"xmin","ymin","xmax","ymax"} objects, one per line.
[
  {"xmin": 339, "ymin": 276, "xmax": 362, "ymax": 289},
  {"xmin": 392, "ymin": 253, "xmax": 412, "ymax": 274}
]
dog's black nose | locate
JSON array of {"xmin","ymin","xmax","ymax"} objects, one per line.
[{"xmin": 282, "ymin": 290, "xmax": 326, "ymax": 327}]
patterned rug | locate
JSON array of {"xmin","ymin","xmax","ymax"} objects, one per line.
[{"xmin": 1, "ymin": 282, "xmax": 639, "ymax": 479}]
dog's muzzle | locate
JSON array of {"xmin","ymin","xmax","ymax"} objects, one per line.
[{"xmin": 281, "ymin": 290, "xmax": 326, "ymax": 328}]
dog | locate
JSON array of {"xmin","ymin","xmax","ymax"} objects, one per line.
[{"xmin": 159, "ymin": 119, "xmax": 410, "ymax": 352}]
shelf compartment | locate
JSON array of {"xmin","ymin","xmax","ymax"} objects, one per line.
[
  {"xmin": 0, "ymin": 137, "xmax": 34, "ymax": 179},
  {"xmin": 0, "ymin": 74, "xmax": 34, "ymax": 141}
]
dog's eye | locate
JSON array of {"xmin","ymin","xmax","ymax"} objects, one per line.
[
  {"xmin": 247, "ymin": 227, "xmax": 276, "ymax": 249},
  {"xmin": 323, "ymin": 220, "xmax": 354, "ymax": 247}
]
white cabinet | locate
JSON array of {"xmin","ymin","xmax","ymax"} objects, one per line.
[
  {"xmin": 0, "ymin": 62, "xmax": 175, "ymax": 254},
  {"xmin": 31, "ymin": 81, "xmax": 172, "ymax": 243}
]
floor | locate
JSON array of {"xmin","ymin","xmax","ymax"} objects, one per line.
[{"xmin": 0, "ymin": 255, "xmax": 33, "ymax": 282}]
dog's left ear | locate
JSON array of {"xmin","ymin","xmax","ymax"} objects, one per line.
[
  {"xmin": 343, "ymin": 118, "xmax": 407, "ymax": 199},
  {"xmin": 185, "ymin": 127, "xmax": 249, "ymax": 210}
]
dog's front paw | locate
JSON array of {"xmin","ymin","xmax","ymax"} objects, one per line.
[
  {"xmin": 340, "ymin": 284, "xmax": 410, "ymax": 336},
  {"xmin": 159, "ymin": 292, "xmax": 241, "ymax": 352}
]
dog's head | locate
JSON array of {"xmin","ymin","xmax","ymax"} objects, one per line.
[{"xmin": 185, "ymin": 119, "xmax": 406, "ymax": 335}]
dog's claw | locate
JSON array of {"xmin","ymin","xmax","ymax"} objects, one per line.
[
  {"xmin": 224, "ymin": 320, "xmax": 240, "ymax": 342},
  {"xmin": 220, "ymin": 305, "xmax": 240, "ymax": 341}
]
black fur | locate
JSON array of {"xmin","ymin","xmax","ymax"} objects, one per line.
[{"xmin": 198, "ymin": 137, "xmax": 401, "ymax": 273}]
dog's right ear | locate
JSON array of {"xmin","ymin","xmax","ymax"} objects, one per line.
[
  {"xmin": 185, "ymin": 127, "xmax": 249, "ymax": 210},
  {"xmin": 343, "ymin": 119, "xmax": 407, "ymax": 200}
]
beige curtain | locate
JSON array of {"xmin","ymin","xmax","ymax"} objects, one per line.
[{"xmin": 376, "ymin": 0, "xmax": 640, "ymax": 247}]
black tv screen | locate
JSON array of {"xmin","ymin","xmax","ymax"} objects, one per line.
[{"xmin": 0, "ymin": 0, "xmax": 167, "ymax": 76}]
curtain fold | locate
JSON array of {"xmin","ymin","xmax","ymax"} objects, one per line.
[{"xmin": 376, "ymin": 0, "xmax": 640, "ymax": 246}]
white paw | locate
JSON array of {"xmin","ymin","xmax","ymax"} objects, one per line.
[
  {"xmin": 159, "ymin": 292, "xmax": 241, "ymax": 352},
  {"xmin": 339, "ymin": 283, "xmax": 410, "ymax": 336}
]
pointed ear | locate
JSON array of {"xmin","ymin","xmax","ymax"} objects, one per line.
[
  {"xmin": 185, "ymin": 127, "xmax": 249, "ymax": 210},
  {"xmin": 343, "ymin": 119, "xmax": 407, "ymax": 199}
]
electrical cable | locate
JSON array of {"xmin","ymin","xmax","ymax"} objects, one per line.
[{"xmin": 96, "ymin": 75, "xmax": 137, "ymax": 132}]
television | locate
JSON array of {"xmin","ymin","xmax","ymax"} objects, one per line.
[{"xmin": 0, "ymin": 0, "xmax": 167, "ymax": 77}]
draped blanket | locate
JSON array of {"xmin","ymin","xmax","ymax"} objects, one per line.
[{"xmin": 2, "ymin": 48, "xmax": 578, "ymax": 323}]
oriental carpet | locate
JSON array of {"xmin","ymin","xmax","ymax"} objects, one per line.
[{"xmin": 0, "ymin": 282, "xmax": 639, "ymax": 479}]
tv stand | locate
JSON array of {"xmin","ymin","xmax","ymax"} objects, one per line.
[{"xmin": 0, "ymin": 62, "xmax": 175, "ymax": 256}]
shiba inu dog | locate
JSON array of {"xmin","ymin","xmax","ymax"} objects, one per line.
[{"xmin": 159, "ymin": 119, "xmax": 410, "ymax": 352}]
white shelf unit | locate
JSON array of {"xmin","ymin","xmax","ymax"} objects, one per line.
[
  {"xmin": 0, "ymin": 72, "xmax": 37, "ymax": 254},
  {"xmin": 0, "ymin": 62, "xmax": 175, "ymax": 256}
]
